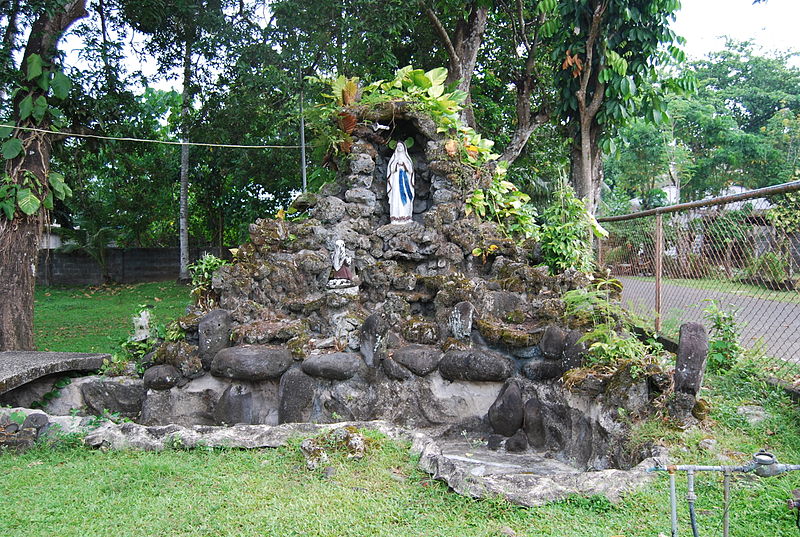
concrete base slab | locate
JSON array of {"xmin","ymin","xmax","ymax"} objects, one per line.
[{"xmin": 0, "ymin": 351, "xmax": 108, "ymax": 394}]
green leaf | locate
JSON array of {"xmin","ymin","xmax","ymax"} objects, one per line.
[
  {"xmin": 408, "ymin": 70, "xmax": 432, "ymax": 90},
  {"xmin": 1, "ymin": 200, "xmax": 14, "ymax": 220},
  {"xmin": 51, "ymin": 71, "xmax": 71, "ymax": 99},
  {"xmin": 32, "ymin": 96, "xmax": 48, "ymax": 123},
  {"xmin": 16, "ymin": 188, "xmax": 40, "ymax": 215},
  {"xmin": 1, "ymin": 138, "xmax": 22, "ymax": 159},
  {"xmin": 427, "ymin": 84, "xmax": 444, "ymax": 99},
  {"xmin": 26, "ymin": 54, "xmax": 43, "ymax": 81},
  {"xmin": 19, "ymin": 95, "xmax": 33, "ymax": 120},
  {"xmin": 37, "ymin": 72, "xmax": 50, "ymax": 92},
  {"xmin": 43, "ymin": 191, "xmax": 54, "ymax": 210},
  {"xmin": 49, "ymin": 171, "xmax": 68, "ymax": 199},
  {"xmin": 425, "ymin": 67, "xmax": 447, "ymax": 87},
  {"xmin": 404, "ymin": 137, "xmax": 415, "ymax": 149},
  {"xmin": 0, "ymin": 125, "xmax": 12, "ymax": 138}
]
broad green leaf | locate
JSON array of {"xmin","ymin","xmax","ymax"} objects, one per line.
[
  {"xmin": 425, "ymin": 67, "xmax": 447, "ymax": 87},
  {"xmin": 1, "ymin": 200, "xmax": 14, "ymax": 220},
  {"xmin": 51, "ymin": 71, "xmax": 71, "ymax": 99},
  {"xmin": 408, "ymin": 70, "xmax": 432, "ymax": 90},
  {"xmin": 427, "ymin": 84, "xmax": 444, "ymax": 99},
  {"xmin": 26, "ymin": 54, "xmax": 43, "ymax": 81},
  {"xmin": 1, "ymin": 138, "xmax": 22, "ymax": 159},
  {"xmin": 19, "ymin": 95, "xmax": 33, "ymax": 120},
  {"xmin": 450, "ymin": 89, "xmax": 469, "ymax": 104},
  {"xmin": 16, "ymin": 188, "xmax": 40, "ymax": 215},
  {"xmin": 0, "ymin": 126, "xmax": 12, "ymax": 138},
  {"xmin": 49, "ymin": 171, "xmax": 68, "ymax": 199},
  {"xmin": 37, "ymin": 72, "xmax": 49, "ymax": 92},
  {"xmin": 43, "ymin": 191, "xmax": 54, "ymax": 210},
  {"xmin": 32, "ymin": 96, "xmax": 48, "ymax": 123}
]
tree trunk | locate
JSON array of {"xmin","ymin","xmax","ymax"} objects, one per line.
[
  {"xmin": 0, "ymin": 0, "xmax": 87, "ymax": 351},
  {"xmin": 569, "ymin": 121, "xmax": 603, "ymax": 213},
  {"xmin": 0, "ymin": 216, "xmax": 40, "ymax": 350},
  {"xmin": 422, "ymin": 2, "xmax": 488, "ymax": 128},
  {"xmin": 178, "ymin": 37, "xmax": 192, "ymax": 282}
]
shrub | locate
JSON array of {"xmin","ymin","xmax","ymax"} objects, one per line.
[
  {"xmin": 703, "ymin": 301, "xmax": 742, "ymax": 372},
  {"xmin": 539, "ymin": 183, "xmax": 606, "ymax": 274}
]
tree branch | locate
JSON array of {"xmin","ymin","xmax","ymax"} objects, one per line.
[{"xmin": 419, "ymin": 1, "xmax": 459, "ymax": 65}]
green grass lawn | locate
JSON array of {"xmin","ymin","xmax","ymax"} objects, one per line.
[
  {"xmin": 2, "ymin": 369, "xmax": 799, "ymax": 536},
  {"xmin": 10, "ymin": 283, "xmax": 800, "ymax": 536},
  {"xmin": 34, "ymin": 281, "xmax": 192, "ymax": 353}
]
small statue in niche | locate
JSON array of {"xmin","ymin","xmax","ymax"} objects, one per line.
[
  {"xmin": 387, "ymin": 141, "xmax": 415, "ymax": 224},
  {"xmin": 330, "ymin": 239, "xmax": 354, "ymax": 282}
]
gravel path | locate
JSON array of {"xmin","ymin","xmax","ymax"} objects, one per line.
[{"xmin": 619, "ymin": 277, "xmax": 800, "ymax": 366}]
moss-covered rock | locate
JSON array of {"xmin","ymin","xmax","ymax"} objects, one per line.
[
  {"xmin": 475, "ymin": 319, "xmax": 542, "ymax": 348},
  {"xmin": 154, "ymin": 341, "xmax": 203, "ymax": 379},
  {"xmin": 401, "ymin": 317, "xmax": 440, "ymax": 345}
]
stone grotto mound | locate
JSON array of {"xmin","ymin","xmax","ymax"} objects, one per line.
[{"xmin": 1, "ymin": 106, "xmax": 676, "ymax": 477}]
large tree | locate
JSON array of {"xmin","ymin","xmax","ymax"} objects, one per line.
[
  {"xmin": 553, "ymin": 0, "xmax": 686, "ymax": 213},
  {"xmin": 0, "ymin": 0, "xmax": 87, "ymax": 350}
]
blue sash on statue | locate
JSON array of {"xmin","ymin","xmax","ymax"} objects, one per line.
[{"xmin": 399, "ymin": 169, "xmax": 412, "ymax": 205}]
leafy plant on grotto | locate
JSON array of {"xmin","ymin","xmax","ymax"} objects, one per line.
[
  {"xmin": 562, "ymin": 277, "xmax": 665, "ymax": 385},
  {"xmin": 188, "ymin": 252, "xmax": 229, "ymax": 309},
  {"xmin": 768, "ymin": 191, "xmax": 800, "ymax": 234},
  {"xmin": 466, "ymin": 161, "xmax": 540, "ymax": 241},
  {"xmin": 539, "ymin": 181, "xmax": 607, "ymax": 274}
]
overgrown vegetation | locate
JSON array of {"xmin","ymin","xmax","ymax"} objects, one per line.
[
  {"xmin": 539, "ymin": 182, "xmax": 607, "ymax": 274},
  {"xmin": 702, "ymin": 301, "xmax": 743, "ymax": 373},
  {"xmin": 562, "ymin": 278, "xmax": 666, "ymax": 385},
  {"xmin": 188, "ymin": 253, "xmax": 229, "ymax": 309}
]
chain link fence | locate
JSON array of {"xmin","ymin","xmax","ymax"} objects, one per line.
[{"xmin": 597, "ymin": 181, "xmax": 800, "ymax": 381}]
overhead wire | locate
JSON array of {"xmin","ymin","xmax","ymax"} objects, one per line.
[{"xmin": 0, "ymin": 123, "xmax": 302, "ymax": 149}]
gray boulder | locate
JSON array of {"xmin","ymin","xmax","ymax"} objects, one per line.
[
  {"xmin": 381, "ymin": 357, "xmax": 413, "ymax": 380},
  {"xmin": 505, "ymin": 429, "xmax": 529, "ymax": 452},
  {"xmin": 438, "ymin": 349, "xmax": 514, "ymax": 382},
  {"xmin": 278, "ymin": 367, "xmax": 317, "ymax": 423},
  {"xmin": 140, "ymin": 375, "xmax": 229, "ymax": 426},
  {"xmin": 392, "ymin": 344, "xmax": 442, "ymax": 376},
  {"xmin": 488, "ymin": 381, "xmax": 524, "ymax": 437},
  {"xmin": 301, "ymin": 353, "xmax": 364, "ymax": 381},
  {"xmin": 562, "ymin": 330, "xmax": 586, "ymax": 370},
  {"xmin": 674, "ymin": 322, "xmax": 709, "ymax": 396},
  {"xmin": 143, "ymin": 365, "xmax": 181, "ymax": 391},
  {"xmin": 523, "ymin": 397, "xmax": 545, "ymax": 449},
  {"xmin": 211, "ymin": 346, "xmax": 293, "ymax": 381},
  {"xmin": 360, "ymin": 313, "xmax": 389, "ymax": 367},
  {"xmin": 539, "ymin": 325, "xmax": 567, "ymax": 359},
  {"xmin": 198, "ymin": 309, "xmax": 232, "ymax": 370},
  {"xmin": 214, "ymin": 384, "xmax": 253, "ymax": 425},
  {"xmin": 80, "ymin": 377, "xmax": 145, "ymax": 419},
  {"xmin": 522, "ymin": 359, "xmax": 564, "ymax": 381}
]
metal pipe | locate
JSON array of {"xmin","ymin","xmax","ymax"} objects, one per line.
[
  {"xmin": 723, "ymin": 470, "xmax": 730, "ymax": 537},
  {"xmin": 687, "ymin": 470, "xmax": 700, "ymax": 537},
  {"xmin": 670, "ymin": 469, "xmax": 679, "ymax": 537},
  {"xmin": 654, "ymin": 213, "xmax": 663, "ymax": 332},
  {"xmin": 597, "ymin": 180, "xmax": 800, "ymax": 222}
]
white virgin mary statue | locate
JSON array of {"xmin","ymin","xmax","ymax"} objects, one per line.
[{"xmin": 387, "ymin": 142, "xmax": 414, "ymax": 224}]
